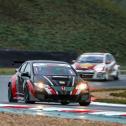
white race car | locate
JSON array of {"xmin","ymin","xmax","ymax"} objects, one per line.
[{"xmin": 72, "ymin": 53, "xmax": 120, "ymax": 80}]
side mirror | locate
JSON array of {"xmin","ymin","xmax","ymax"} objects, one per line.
[
  {"xmin": 117, "ymin": 65, "xmax": 120, "ymax": 68},
  {"xmin": 21, "ymin": 72, "xmax": 30, "ymax": 77},
  {"xmin": 15, "ymin": 68, "xmax": 18, "ymax": 72},
  {"xmin": 116, "ymin": 65, "xmax": 120, "ymax": 69}
]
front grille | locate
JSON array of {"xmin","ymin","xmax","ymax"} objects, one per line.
[
  {"xmin": 46, "ymin": 95, "xmax": 80, "ymax": 101},
  {"xmin": 80, "ymin": 73, "xmax": 94, "ymax": 78},
  {"xmin": 82, "ymin": 72, "xmax": 94, "ymax": 74},
  {"xmin": 81, "ymin": 74, "xmax": 93, "ymax": 78},
  {"xmin": 51, "ymin": 77, "xmax": 73, "ymax": 87}
]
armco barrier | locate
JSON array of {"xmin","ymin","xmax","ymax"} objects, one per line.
[{"xmin": 0, "ymin": 49, "xmax": 78, "ymax": 68}]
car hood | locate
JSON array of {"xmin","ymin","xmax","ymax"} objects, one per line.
[
  {"xmin": 34, "ymin": 75, "xmax": 81, "ymax": 87},
  {"xmin": 73, "ymin": 62, "xmax": 104, "ymax": 70}
]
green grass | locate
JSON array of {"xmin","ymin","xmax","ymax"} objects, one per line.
[
  {"xmin": 0, "ymin": 68, "xmax": 15, "ymax": 75},
  {"xmin": 92, "ymin": 88, "xmax": 126, "ymax": 92},
  {"xmin": 0, "ymin": 0, "xmax": 126, "ymax": 64},
  {"xmin": 93, "ymin": 89, "xmax": 126, "ymax": 104},
  {"xmin": 111, "ymin": 0, "xmax": 126, "ymax": 11},
  {"xmin": 110, "ymin": 91, "xmax": 126, "ymax": 98}
]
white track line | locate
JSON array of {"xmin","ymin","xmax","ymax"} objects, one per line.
[
  {"xmin": 91, "ymin": 102, "xmax": 126, "ymax": 107},
  {"xmin": 90, "ymin": 111, "xmax": 126, "ymax": 116}
]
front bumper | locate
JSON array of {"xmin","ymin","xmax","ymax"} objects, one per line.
[
  {"xmin": 76, "ymin": 70, "xmax": 107, "ymax": 80},
  {"xmin": 35, "ymin": 90, "xmax": 90, "ymax": 102}
]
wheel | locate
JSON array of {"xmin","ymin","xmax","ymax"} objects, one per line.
[
  {"xmin": 79, "ymin": 101, "xmax": 90, "ymax": 106},
  {"xmin": 79, "ymin": 95, "xmax": 91, "ymax": 106},
  {"xmin": 8, "ymin": 85, "xmax": 17, "ymax": 103},
  {"xmin": 113, "ymin": 72, "xmax": 119, "ymax": 80},
  {"xmin": 24, "ymin": 85, "xmax": 35, "ymax": 104},
  {"xmin": 61, "ymin": 101, "xmax": 69, "ymax": 105}
]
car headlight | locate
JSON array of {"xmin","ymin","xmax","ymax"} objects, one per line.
[
  {"xmin": 94, "ymin": 65, "xmax": 105, "ymax": 72},
  {"xmin": 34, "ymin": 82, "xmax": 45, "ymax": 88},
  {"xmin": 76, "ymin": 82, "xmax": 88, "ymax": 90}
]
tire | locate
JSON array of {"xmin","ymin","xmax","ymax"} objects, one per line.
[
  {"xmin": 79, "ymin": 101, "xmax": 90, "ymax": 106},
  {"xmin": 113, "ymin": 72, "xmax": 119, "ymax": 80},
  {"xmin": 79, "ymin": 95, "xmax": 91, "ymax": 106},
  {"xmin": 24, "ymin": 85, "xmax": 35, "ymax": 104},
  {"xmin": 61, "ymin": 101, "xmax": 69, "ymax": 105},
  {"xmin": 8, "ymin": 85, "xmax": 17, "ymax": 103}
]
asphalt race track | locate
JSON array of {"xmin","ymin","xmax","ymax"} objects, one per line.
[
  {"xmin": 1, "ymin": 75, "xmax": 126, "ymax": 102},
  {"xmin": 0, "ymin": 75, "xmax": 126, "ymax": 124},
  {"xmin": 89, "ymin": 75, "xmax": 126, "ymax": 89}
]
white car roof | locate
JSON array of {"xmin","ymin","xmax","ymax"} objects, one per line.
[{"xmin": 81, "ymin": 52, "xmax": 111, "ymax": 56}]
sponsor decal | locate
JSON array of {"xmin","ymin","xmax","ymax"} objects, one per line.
[
  {"xmin": 80, "ymin": 63, "xmax": 93, "ymax": 68},
  {"xmin": 80, "ymin": 63, "xmax": 95, "ymax": 70},
  {"xmin": 61, "ymin": 86, "xmax": 65, "ymax": 91},
  {"xmin": 59, "ymin": 81, "xmax": 65, "ymax": 85}
]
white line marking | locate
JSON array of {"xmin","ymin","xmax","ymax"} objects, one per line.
[
  {"xmin": 90, "ymin": 111, "xmax": 126, "ymax": 116},
  {"xmin": 91, "ymin": 102, "xmax": 126, "ymax": 107}
]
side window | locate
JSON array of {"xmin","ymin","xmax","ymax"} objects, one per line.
[
  {"xmin": 24, "ymin": 63, "xmax": 31, "ymax": 74},
  {"xmin": 110, "ymin": 55, "xmax": 115, "ymax": 62},
  {"xmin": 19, "ymin": 63, "xmax": 27, "ymax": 73},
  {"xmin": 106, "ymin": 55, "xmax": 114, "ymax": 63}
]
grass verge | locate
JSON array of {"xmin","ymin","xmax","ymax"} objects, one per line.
[
  {"xmin": 92, "ymin": 89, "xmax": 126, "ymax": 104},
  {"xmin": 110, "ymin": 90, "xmax": 126, "ymax": 98},
  {"xmin": 0, "ymin": 113, "xmax": 123, "ymax": 126},
  {"xmin": 0, "ymin": 68, "xmax": 15, "ymax": 75},
  {"xmin": 0, "ymin": 0, "xmax": 126, "ymax": 64}
]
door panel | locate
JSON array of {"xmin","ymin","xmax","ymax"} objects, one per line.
[
  {"xmin": 106, "ymin": 55, "xmax": 116, "ymax": 74},
  {"xmin": 17, "ymin": 63, "xmax": 27, "ymax": 95}
]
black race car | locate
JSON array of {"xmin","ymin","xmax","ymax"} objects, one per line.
[{"xmin": 8, "ymin": 60, "xmax": 91, "ymax": 106}]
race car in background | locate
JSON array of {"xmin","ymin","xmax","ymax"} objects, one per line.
[
  {"xmin": 72, "ymin": 53, "xmax": 120, "ymax": 80},
  {"xmin": 8, "ymin": 60, "xmax": 91, "ymax": 106}
]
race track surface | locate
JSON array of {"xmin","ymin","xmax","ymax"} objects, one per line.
[
  {"xmin": 0, "ymin": 75, "xmax": 126, "ymax": 124},
  {"xmin": 1, "ymin": 75, "xmax": 126, "ymax": 102},
  {"xmin": 89, "ymin": 75, "xmax": 126, "ymax": 89}
]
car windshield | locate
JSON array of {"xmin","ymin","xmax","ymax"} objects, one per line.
[
  {"xmin": 77, "ymin": 55, "xmax": 104, "ymax": 63},
  {"xmin": 33, "ymin": 63, "xmax": 76, "ymax": 76}
]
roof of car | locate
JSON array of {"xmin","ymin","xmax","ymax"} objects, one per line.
[
  {"xmin": 26, "ymin": 60, "xmax": 68, "ymax": 64},
  {"xmin": 81, "ymin": 52, "xmax": 110, "ymax": 55}
]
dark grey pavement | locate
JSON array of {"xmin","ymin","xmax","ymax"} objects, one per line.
[
  {"xmin": 89, "ymin": 75, "xmax": 126, "ymax": 89},
  {"xmin": 0, "ymin": 75, "xmax": 126, "ymax": 124},
  {"xmin": 0, "ymin": 75, "xmax": 10, "ymax": 102},
  {"xmin": 0, "ymin": 75, "xmax": 126, "ymax": 102}
]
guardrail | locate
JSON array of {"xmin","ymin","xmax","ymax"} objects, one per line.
[{"xmin": 0, "ymin": 50, "xmax": 78, "ymax": 67}]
